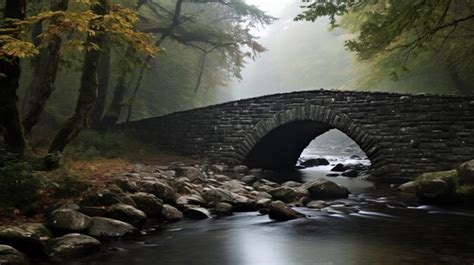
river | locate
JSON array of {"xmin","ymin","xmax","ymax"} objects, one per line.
[{"xmin": 44, "ymin": 151, "xmax": 474, "ymax": 265}]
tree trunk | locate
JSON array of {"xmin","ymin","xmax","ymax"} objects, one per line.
[
  {"xmin": 0, "ymin": 0, "xmax": 27, "ymax": 156},
  {"xmin": 194, "ymin": 52, "xmax": 207, "ymax": 94},
  {"xmin": 90, "ymin": 39, "xmax": 111, "ymax": 129},
  {"xmin": 100, "ymin": 69, "xmax": 129, "ymax": 129},
  {"xmin": 48, "ymin": 0, "xmax": 108, "ymax": 153},
  {"xmin": 22, "ymin": 0, "xmax": 69, "ymax": 136}
]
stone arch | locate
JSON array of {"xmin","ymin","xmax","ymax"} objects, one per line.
[{"xmin": 235, "ymin": 105, "xmax": 381, "ymax": 170}]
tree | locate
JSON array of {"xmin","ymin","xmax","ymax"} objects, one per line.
[
  {"xmin": 296, "ymin": 0, "xmax": 474, "ymax": 94},
  {"xmin": 0, "ymin": 0, "xmax": 28, "ymax": 156}
]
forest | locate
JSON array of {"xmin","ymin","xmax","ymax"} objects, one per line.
[{"xmin": 0, "ymin": 0, "xmax": 473, "ymax": 247}]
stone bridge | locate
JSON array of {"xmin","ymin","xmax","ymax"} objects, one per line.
[{"xmin": 119, "ymin": 90, "xmax": 474, "ymax": 181}]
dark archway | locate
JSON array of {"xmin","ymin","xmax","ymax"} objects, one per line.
[{"xmin": 244, "ymin": 120, "xmax": 332, "ymax": 169}]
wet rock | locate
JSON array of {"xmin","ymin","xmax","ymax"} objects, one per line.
[
  {"xmin": 176, "ymin": 194, "xmax": 207, "ymax": 208},
  {"xmin": 241, "ymin": 175, "xmax": 257, "ymax": 184},
  {"xmin": 137, "ymin": 180, "xmax": 175, "ymax": 203},
  {"xmin": 256, "ymin": 198, "xmax": 272, "ymax": 209},
  {"xmin": 268, "ymin": 186, "xmax": 307, "ymax": 203},
  {"xmin": 160, "ymin": 204, "xmax": 183, "ymax": 222},
  {"xmin": 212, "ymin": 164, "xmax": 228, "ymax": 173},
  {"xmin": 203, "ymin": 188, "xmax": 234, "ymax": 204},
  {"xmin": 0, "ymin": 245, "xmax": 28, "ymax": 265},
  {"xmin": 252, "ymin": 179, "xmax": 279, "ymax": 192},
  {"xmin": 129, "ymin": 192, "xmax": 163, "ymax": 218},
  {"xmin": 302, "ymin": 178, "xmax": 349, "ymax": 199},
  {"xmin": 47, "ymin": 234, "xmax": 101, "ymax": 258},
  {"xmin": 231, "ymin": 193, "xmax": 257, "ymax": 212},
  {"xmin": 341, "ymin": 169, "xmax": 358, "ymax": 178},
  {"xmin": 214, "ymin": 203, "xmax": 233, "ymax": 216},
  {"xmin": 233, "ymin": 165, "xmax": 249, "ymax": 174},
  {"xmin": 79, "ymin": 206, "xmax": 107, "ymax": 217},
  {"xmin": 48, "ymin": 209, "xmax": 91, "ymax": 234},
  {"xmin": 176, "ymin": 167, "xmax": 206, "ymax": 182},
  {"xmin": 106, "ymin": 204, "xmax": 147, "ymax": 228},
  {"xmin": 330, "ymin": 163, "xmax": 346, "ymax": 172},
  {"xmin": 281, "ymin": 181, "xmax": 302, "ymax": 188},
  {"xmin": 300, "ymin": 158, "xmax": 330, "ymax": 167},
  {"xmin": 416, "ymin": 179, "xmax": 453, "ymax": 204},
  {"xmin": 184, "ymin": 207, "xmax": 212, "ymax": 219},
  {"xmin": 397, "ymin": 181, "xmax": 418, "ymax": 193},
  {"xmin": 0, "ymin": 223, "xmax": 52, "ymax": 257},
  {"xmin": 349, "ymin": 155, "xmax": 361, "ymax": 160},
  {"xmin": 268, "ymin": 201, "xmax": 305, "ymax": 221},
  {"xmin": 248, "ymin": 168, "xmax": 263, "ymax": 175},
  {"xmin": 88, "ymin": 217, "xmax": 137, "ymax": 238},
  {"xmin": 458, "ymin": 160, "xmax": 474, "ymax": 184},
  {"xmin": 306, "ymin": 200, "xmax": 328, "ymax": 209},
  {"xmin": 256, "ymin": 191, "xmax": 272, "ymax": 200},
  {"xmin": 172, "ymin": 177, "xmax": 194, "ymax": 194},
  {"xmin": 326, "ymin": 173, "xmax": 339, "ymax": 177},
  {"xmin": 221, "ymin": 180, "xmax": 246, "ymax": 193},
  {"xmin": 80, "ymin": 191, "xmax": 123, "ymax": 207}
]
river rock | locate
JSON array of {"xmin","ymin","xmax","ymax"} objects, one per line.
[
  {"xmin": 341, "ymin": 169, "xmax": 358, "ymax": 178},
  {"xmin": 48, "ymin": 209, "xmax": 91, "ymax": 234},
  {"xmin": 88, "ymin": 217, "xmax": 138, "ymax": 238},
  {"xmin": 184, "ymin": 207, "xmax": 212, "ymax": 219},
  {"xmin": 416, "ymin": 179, "xmax": 453, "ymax": 204},
  {"xmin": 268, "ymin": 201, "xmax": 305, "ymax": 221},
  {"xmin": 160, "ymin": 204, "xmax": 183, "ymax": 221},
  {"xmin": 397, "ymin": 181, "xmax": 418, "ymax": 193},
  {"xmin": 233, "ymin": 165, "xmax": 249, "ymax": 174},
  {"xmin": 214, "ymin": 174, "xmax": 232, "ymax": 182},
  {"xmin": 256, "ymin": 191, "xmax": 272, "ymax": 200},
  {"xmin": 0, "ymin": 223, "xmax": 52, "ymax": 257},
  {"xmin": 176, "ymin": 194, "xmax": 207, "ymax": 208},
  {"xmin": 129, "ymin": 192, "xmax": 163, "ymax": 218},
  {"xmin": 176, "ymin": 166, "xmax": 206, "ymax": 182},
  {"xmin": 172, "ymin": 177, "xmax": 194, "ymax": 194},
  {"xmin": 80, "ymin": 191, "xmax": 123, "ymax": 207},
  {"xmin": 268, "ymin": 186, "xmax": 307, "ymax": 203},
  {"xmin": 221, "ymin": 180, "xmax": 246, "ymax": 193},
  {"xmin": 106, "ymin": 204, "xmax": 147, "ymax": 228},
  {"xmin": 214, "ymin": 203, "xmax": 233, "ymax": 216},
  {"xmin": 47, "ymin": 233, "xmax": 101, "ymax": 258},
  {"xmin": 306, "ymin": 200, "xmax": 328, "ymax": 209},
  {"xmin": 212, "ymin": 164, "xmax": 228, "ymax": 173},
  {"xmin": 231, "ymin": 193, "xmax": 257, "ymax": 211},
  {"xmin": 153, "ymin": 181, "xmax": 176, "ymax": 203},
  {"xmin": 300, "ymin": 158, "xmax": 330, "ymax": 167},
  {"xmin": 302, "ymin": 178, "xmax": 349, "ymax": 199},
  {"xmin": 0, "ymin": 245, "xmax": 28, "ymax": 265},
  {"xmin": 281, "ymin": 181, "xmax": 302, "ymax": 188},
  {"xmin": 252, "ymin": 179, "xmax": 279, "ymax": 192},
  {"xmin": 203, "ymin": 188, "xmax": 234, "ymax": 204},
  {"xmin": 458, "ymin": 160, "xmax": 474, "ymax": 184},
  {"xmin": 79, "ymin": 206, "xmax": 107, "ymax": 217},
  {"xmin": 330, "ymin": 164, "xmax": 347, "ymax": 172},
  {"xmin": 241, "ymin": 175, "xmax": 257, "ymax": 184},
  {"xmin": 114, "ymin": 178, "xmax": 138, "ymax": 192}
]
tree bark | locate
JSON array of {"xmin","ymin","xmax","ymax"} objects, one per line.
[
  {"xmin": 22, "ymin": 0, "xmax": 69, "ymax": 136},
  {"xmin": 48, "ymin": 0, "xmax": 108, "ymax": 153},
  {"xmin": 100, "ymin": 69, "xmax": 129, "ymax": 129},
  {"xmin": 194, "ymin": 52, "xmax": 207, "ymax": 94},
  {"xmin": 0, "ymin": 0, "xmax": 27, "ymax": 156},
  {"xmin": 90, "ymin": 39, "xmax": 111, "ymax": 129}
]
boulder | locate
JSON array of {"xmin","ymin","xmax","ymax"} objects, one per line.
[
  {"xmin": 212, "ymin": 164, "xmax": 228, "ymax": 173},
  {"xmin": 176, "ymin": 167, "xmax": 206, "ymax": 182},
  {"xmin": 256, "ymin": 198, "xmax": 272, "ymax": 209},
  {"xmin": 214, "ymin": 174, "xmax": 232, "ymax": 182},
  {"xmin": 80, "ymin": 191, "xmax": 123, "ymax": 207},
  {"xmin": 160, "ymin": 204, "xmax": 183, "ymax": 222},
  {"xmin": 397, "ymin": 181, "xmax": 418, "ymax": 193},
  {"xmin": 79, "ymin": 206, "xmax": 107, "ymax": 217},
  {"xmin": 300, "ymin": 158, "xmax": 330, "ymax": 167},
  {"xmin": 326, "ymin": 173, "xmax": 339, "ymax": 177},
  {"xmin": 184, "ymin": 207, "xmax": 212, "ymax": 219},
  {"xmin": 281, "ymin": 181, "xmax": 302, "ymax": 188},
  {"xmin": 114, "ymin": 179, "xmax": 138, "ymax": 192},
  {"xmin": 176, "ymin": 194, "xmax": 206, "ymax": 208},
  {"xmin": 241, "ymin": 175, "xmax": 257, "ymax": 184},
  {"xmin": 231, "ymin": 193, "xmax": 257, "ymax": 212},
  {"xmin": 458, "ymin": 160, "xmax": 474, "ymax": 184},
  {"xmin": 47, "ymin": 234, "xmax": 101, "ymax": 258},
  {"xmin": 256, "ymin": 192, "xmax": 272, "ymax": 200},
  {"xmin": 129, "ymin": 192, "xmax": 163, "ymax": 218},
  {"xmin": 268, "ymin": 186, "xmax": 307, "ymax": 203},
  {"xmin": 203, "ymin": 188, "xmax": 234, "ymax": 204},
  {"xmin": 88, "ymin": 217, "xmax": 137, "ymax": 238},
  {"xmin": 341, "ymin": 169, "xmax": 358, "ymax": 178},
  {"xmin": 416, "ymin": 179, "xmax": 453, "ymax": 204},
  {"xmin": 268, "ymin": 201, "xmax": 305, "ymax": 221},
  {"xmin": 0, "ymin": 223, "xmax": 52, "ymax": 257},
  {"xmin": 0, "ymin": 245, "xmax": 28, "ymax": 265},
  {"xmin": 214, "ymin": 203, "xmax": 233, "ymax": 216},
  {"xmin": 221, "ymin": 180, "xmax": 246, "ymax": 193},
  {"xmin": 105, "ymin": 204, "xmax": 147, "ymax": 228},
  {"xmin": 136, "ymin": 180, "xmax": 175, "ymax": 203},
  {"xmin": 233, "ymin": 165, "xmax": 249, "ymax": 174},
  {"xmin": 172, "ymin": 177, "xmax": 194, "ymax": 194},
  {"xmin": 252, "ymin": 179, "xmax": 279, "ymax": 192},
  {"xmin": 48, "ymin": 209, "xmax": 91, "ymax": 234},
  {"xmin": 330, "ymin": 164, "xmax": 347, "ymax": 172},
  {"xmin": 306, "ymin": 200, "xmax": 328, "ymax": 209},
  {"xmin": 302, "ymin": 178, "xmax": 349, "ymax": 199}
]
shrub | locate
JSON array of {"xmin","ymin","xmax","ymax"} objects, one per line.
[{"xmin": 44, "ymin": 168, "xmax": 91, "ymax": 198}]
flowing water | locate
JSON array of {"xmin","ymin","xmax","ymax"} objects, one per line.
[{"xmin": 44, "ymin": 153, "xmax": 474, "ymax": 265}]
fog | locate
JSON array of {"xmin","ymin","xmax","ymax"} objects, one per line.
[{"xmin": 219, "ymin": 0, "xmax": 358, "ymax": 101}]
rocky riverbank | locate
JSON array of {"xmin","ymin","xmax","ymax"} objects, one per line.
[{"xmin": 0, "ymin": 162, "xmax": 351, "ymax": 264}]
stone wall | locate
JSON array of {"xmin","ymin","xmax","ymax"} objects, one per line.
[{"xmin": 118, "ymin": 90, "xmax": 474, "ymax": 181}]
